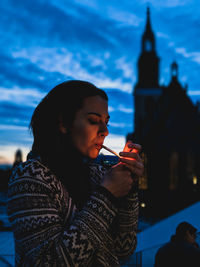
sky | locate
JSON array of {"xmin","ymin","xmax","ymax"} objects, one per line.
[{"xmin": 0, "ymin": 0, "xmax": 200, "ymax": 164}]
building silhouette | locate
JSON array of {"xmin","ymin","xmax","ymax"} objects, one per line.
[
  {"xmin": 127, "ymin": 7, "xmax": 200, "ymax": 219},
  {"xmin": 13, "ymin": 149, "xmax": 23, "ymax": 168}
]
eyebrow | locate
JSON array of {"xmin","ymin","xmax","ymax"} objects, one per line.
[{"xmin": 87, "ymin": 112, "xmax": 110, "ymax": 119}]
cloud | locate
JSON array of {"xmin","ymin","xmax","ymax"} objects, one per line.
[
  {"xmin": 0, "ymin": 125, "xmax": 28, "ymax": 131},
  {"xmin": 118, "ymin": 105, "xmax": 133, "ymax": 113},
  {"xmin": 0, "ymin": 102, "xmax": 33, "ymax": 125},
  {"xmin": 105, "ymin": 89, "xmax": 134, "ymax": 107},
  {"xmin": 107, "ymin": 113, "xmax": 133, "ymax": 136},
  {"xmin": 109, "ymin": 122, "xmax": 132, "ymax": 128},
  {"xmin": 140, "ymin": 0, "xmax": 192, "ymax": 8},
  {"xmin": 108, "ymin": 104, "xmax": 133, "ymax": 114},
  {"xmin": 0, "ymin": 125, "xmax": 32, "ymax": 147},
  {"xmin": 0, "ymin": 0, "xmax": 200, "ymax": 164},
  {"xmin": 0, "ymin": 0, "xmax": 141, "ymax": 95},
  {"xmin": 7, "ymin": 0, "xmax": 115, "ymax": 51},
  {"xmin": 115, "ymin": 57, "xmax": 136, "ymax": 80},
  {"xmin": 11, "ymin": 46, "xmax": 134, "ymax": 92},
  {"xmin": 0, "ymin": 86, "xmax": 44, "ymax": 107},
  {"xmin": 106, "ymin": 7, "xmax": 142, "ymax": 27},
  {"xmin": 175, "ymin": 47, "xmax": 200, "ymax": 64},
  {"xmin": 157, "ymin": 32, "xmax": 170, "ymax": 39},
  {"xmin": 188, "ymin": 91, "xmax": 200, "ymax": 96},
  {"xmin": 0, "ymin": 52, "xmax": 67, "ymax": 91}
]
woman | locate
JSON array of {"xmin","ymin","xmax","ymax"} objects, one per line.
[{"xmin": 7, "ymin": 80, "xmax": 144, "ymax": 266}]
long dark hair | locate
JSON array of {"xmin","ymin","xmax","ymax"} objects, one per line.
[{"xmin": 29, "ymin": 80, "xmax": 108, "ymax": 209}]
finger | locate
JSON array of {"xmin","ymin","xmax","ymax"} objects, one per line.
[
  {"xmin": 119, "ymin": 151, "xmax": 140, "ymax": 160},
  {"xmin": 126, "ymin": 141, "xmax": 142, "ymax": 153},
  {"xmin": 129, "ymin": 166, "xmax": 143, "ymax": 178},
  {"xmin": 114, "ymin": 162, "xmax": 134, "ymax": 176},
  {"xmin": 119, "ymin": 157, "xmax": 144, "ymax": 169},
  {"xmin": 116, "ymin": 161, "xmax": 144, "ymax": 179},
  {"xmin": 126, "ymin": 176, "xmax": 134, "ymax": 185},
  {"xmin": 113, "ymin": 162, "xmax": 128, "ymax": 169},
  {"xmin": 134, "ymin": 168, "xmax": 144, "ymax": 177},
  {"xmin": 121, "ymin": 161, "xmax": 144, "ymax": 178},
  {"xmin": 119, "ymin": 161, "xmax": 136, "ymax": 175}
]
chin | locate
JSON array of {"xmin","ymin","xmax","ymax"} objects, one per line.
[{"xmin": 88, "ymin": 151, "xmax": 99, "ymax": 159}]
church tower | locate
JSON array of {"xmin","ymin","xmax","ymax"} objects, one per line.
[
  {"xmin": 133, "ymin": 7, "xmax": 162, "ymax": 141},
  {"xmin": 127, "ymin": 7, "xmax": 200, "ymax": 219}
]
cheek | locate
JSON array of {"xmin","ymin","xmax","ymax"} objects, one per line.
[{"xmin": 71, "ymin": 123, "xmax": 95, "ymax": 150}]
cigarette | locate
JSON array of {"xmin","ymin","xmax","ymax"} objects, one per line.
[{"xmin": 101, "ymin": 144, "xmax": 120, "ymax": 158}]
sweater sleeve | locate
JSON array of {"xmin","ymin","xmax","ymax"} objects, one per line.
[
  {"xmin": 7, "ymin": 161, "xmax": 118, "ymax": 267},
  {"xmin": 114, "ymin": 190, "xmax": 139, "ymax": 260},
  {"xmin": 89, "ymin": 163, "xmax": 139, "ymax": 260}
]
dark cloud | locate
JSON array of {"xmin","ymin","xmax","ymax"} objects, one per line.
[
  {"xmin": 0, "ymin": 102, "xmax": 33, "ymax": 126},
  {"xmin": 105, "ymin": 88, "xmax": 133, "ymax": 108},
  {"xmin": 0, "ymin": 127, "xmax": 32, "ymax": 147},
  {"xmin": 0, "ymin": 52, "xmax": 70, "ymax": 91},
  {"xmin": 1, "ymin": 0, "xmax": 116, "ymax": 52}
]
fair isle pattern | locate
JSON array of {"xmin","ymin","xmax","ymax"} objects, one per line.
[{"xmin": 7, "ymin": 158, "xmax": 139, "ymax": 266}]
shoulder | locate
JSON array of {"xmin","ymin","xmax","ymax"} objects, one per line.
[
  {"xmin": 7, "ymin": 159, "xmax": 71, "ymax": 207},
  {"xmin": 8, "ymin": 159, "xmax": 58, "ymax": 188},
  {"xmin": 184, "ymin": 243, "xmax": 200, "ymax": 256},
  {"xmin": 156, "ymin": 241, "xmax": 173, "ymax": 256}
]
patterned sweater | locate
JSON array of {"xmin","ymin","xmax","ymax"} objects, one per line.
[{"xmin": 7, "ymin": 157, "xmax": 139, "ymax": 266}]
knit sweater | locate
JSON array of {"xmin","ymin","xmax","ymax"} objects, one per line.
[{"xmin": 7, "ymin": 157, "xmax": 139, "ymax": 266}]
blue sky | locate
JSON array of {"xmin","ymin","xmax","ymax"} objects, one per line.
[{"xmin": 0, "ymin": 0, "xmax": 200, "ymax": 164}]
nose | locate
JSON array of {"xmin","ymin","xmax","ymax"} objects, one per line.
[{"xmin": 98, "ymin": 123, "xmax": 109, "ymax": 137}]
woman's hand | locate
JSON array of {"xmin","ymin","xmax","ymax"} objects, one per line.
[
  {"xmin": 101, "ymin": 163, "xmax": 134, "ymax": 198},
  {"xmin": 101, "ymin": 141, "xmax": 144, "ymax": 198},
  {"xmin": 119, "ymin": 141, "xmax": 144, "ymax": 178}
]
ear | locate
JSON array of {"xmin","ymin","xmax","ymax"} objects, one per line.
[
  {"xmin": 59, "ymin": 123, "xmax": 67, "ymax": 134},
  {"xmin": 59, "ymin": 115, "xmax": 67, "ymax": 134}
]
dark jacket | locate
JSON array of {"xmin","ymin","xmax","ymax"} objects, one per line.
[{"xmin": 154, "ymin": 235, "xmax": 200, "ymax": 267}]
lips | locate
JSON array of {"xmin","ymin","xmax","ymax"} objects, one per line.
[{"xmin": 95, "ymin": 144, "xmax": 103, "ymax": 150}]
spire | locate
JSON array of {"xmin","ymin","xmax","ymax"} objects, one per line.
[
  {"xmin": 136, "ymin": 6, "xmax": 159, "ymax": 88},
  {"xmin": 171, "ymin": 61, "xmax": 178, "ymax": 79},
  {"xmin": 169, "ymin": 61, "xmax": 182, "ymax": 90},
  {"xmin": 142, "ymin": 6, "xmax": 155, "ymax": 52},
  {"xmin": 13, "ymin": 149, "xmax": 23, "ymax": 168},
  {"xmin": 146, "ymin": 6, "xmax": 151, "ymax": 32},
  {"xmin": 144, "ymin": 6, "xmax": 153, "ymax": 38}
]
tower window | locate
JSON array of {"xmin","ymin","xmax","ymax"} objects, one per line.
[{"xmin": 145, "ymin": 40, "xmax": 152, "ymax": 52}]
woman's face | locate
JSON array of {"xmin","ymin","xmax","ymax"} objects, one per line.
[{"xmin": 70, "ymin": 95, "xmax": 109, "ymax": 159}]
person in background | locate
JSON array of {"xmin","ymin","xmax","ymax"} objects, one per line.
[
  {"xmin": 7, "ymin": 80, "xmax": 144, "ymax": 266},
  {"xmin": 154, "ymin": 221, "xmax": 200, "ymax": 267}
]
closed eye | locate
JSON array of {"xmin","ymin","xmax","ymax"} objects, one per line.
[
  {"xmin": 87, "ymin": 112, "xmax": 110, "ymax": 127},
  {"xmin": 88, "ymin": 119, "xmax": 99, "ymax": 125}
]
